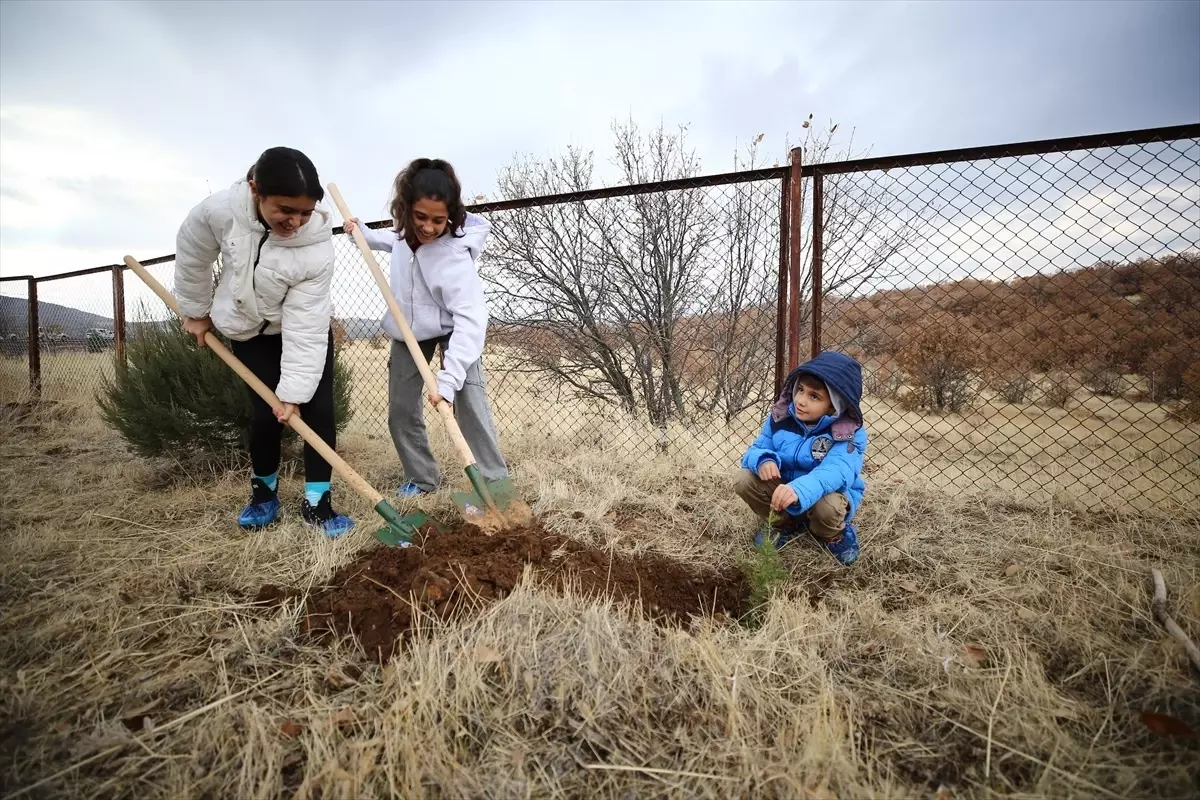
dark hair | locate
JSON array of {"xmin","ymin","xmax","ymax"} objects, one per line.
[
  {"xmin": 389, "ymin": 158, "xmax": 466, "ymax": 240},
  {"xmin": 245, "ymin": 147, "xmax": 324, "ymax": 202},
  {"xmin": 795, "ymin": 373, "xmax": 829, "ymax": 393}
]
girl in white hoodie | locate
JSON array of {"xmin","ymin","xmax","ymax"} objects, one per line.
[
  {"xmin": 175, "ymin": 147, "xmax": 354, "ymax": 536},
  {"xmin": 344, "ymin": 158, "xmax": 508, "ymax": 497}
]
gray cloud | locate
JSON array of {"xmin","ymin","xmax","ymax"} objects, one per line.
[{"xmin": 1, "ymin": 0, "xmax": 1196, "ymax": 288}]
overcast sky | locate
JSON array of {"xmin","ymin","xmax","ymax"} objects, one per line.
[{"xmin": 1, "ymin": 0, "xmax": 1197, "ymax": 301}]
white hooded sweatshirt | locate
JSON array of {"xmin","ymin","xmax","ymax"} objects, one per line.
[
  {"xmin": 174, "ymin": 178, "xmax": 335, "ymax": 405},
  {"xmin": 357, "ymin": 213, "xmax": 490, "ymax": 404}
]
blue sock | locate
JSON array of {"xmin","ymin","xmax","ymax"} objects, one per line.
[
  {"xmin": 305, "ymin": 481, "xmax": 331, "ymax": 505},
  {"xmin": 254, "ymin": 472, "xmax": 278, "ymax": 491}
]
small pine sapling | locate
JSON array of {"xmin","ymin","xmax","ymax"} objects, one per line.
[{"xmin": 738, "ymin": 510, "xmax": 790, "ymax": 629}]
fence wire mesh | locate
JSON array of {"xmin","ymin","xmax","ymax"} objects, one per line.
[
  {"xmin": 812, "ymin": 134, "xmax": 1200, "ymax": 511},
  {"xmin": 0, "ymin": 279, "xmax": 28, "ymax": 360},
  {"xmin": 1, "ymin": 126, "xmax": 1196, "ymax": 513},
  {"xmin": 326, "ymin": 173, "xmax": 786, "ymax": 469}
]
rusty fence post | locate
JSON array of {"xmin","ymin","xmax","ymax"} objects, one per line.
[
  {"xmin": 112, "ymin": 264, "xmax": 126, "ymax": 365},
  {"xmin": 27, "ymin": 277, "xmax": 40, "ymax": 400},
  {"xmin": 787, "ymin": 147, "xmax": 804, "ymax": 371},
  {"xmin": 810, "ymin": 173, "xmax": 824, "ymax": 359},
  {"xmin": 775, "ymin": 176, "xmax": 789, "ymax": 398}
]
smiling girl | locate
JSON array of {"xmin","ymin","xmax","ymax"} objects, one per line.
[
  {"xmin": 343, "ymin": 157, "xmax": 509, "ymax": 498},
  {"xmin": 174, "ymin": 146, "xmax": 354, "ymax": 537}
]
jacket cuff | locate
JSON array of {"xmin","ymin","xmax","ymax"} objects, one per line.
[
  {"xmin": 274, "ymin": 377, "xmax": 315, "ymax": 406},
  {"xmin": 177, "ymin": 299, "xmax": 212, "ymax": 320},
  {"xmin": 437, "ymin": 372, "xmax": 458, "ymax": 405}
]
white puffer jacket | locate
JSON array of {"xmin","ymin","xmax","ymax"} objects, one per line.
[
  {"xmin": 357, "ymin": 213, "xmax": 490, "ymax": 404},
  {"xmin": 174, "ymin": 178, "xmax": 335, "ymax": 405}
]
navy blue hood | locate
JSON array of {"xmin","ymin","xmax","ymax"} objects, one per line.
[{"xmin": 770, "ymin": 351, "xmax": 864, "ymax": 436}]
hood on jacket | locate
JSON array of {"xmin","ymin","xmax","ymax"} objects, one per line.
[
  {"xmin": 770, "ymin": 351, "xmax": 865, "ymax": 438},
  {"xmin": 229, "ymin": 178, "xmax": 332, "ymax": 247},
  {"xmin": 430, "ymin": 211, "xmax": 489, "ymax": 259}
]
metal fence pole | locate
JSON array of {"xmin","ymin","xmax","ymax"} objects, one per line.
[
  {"xmin": 810, "ymin": 173, "xmax": 824, "ymax": 359},
  {"xmin": 27, "ymin": 277, "xmax": 40, "ymax": 400},
  {"xmin": 775, "ymin": 176, "xmax": 789, "ymax": 397},
  {"xmin": 112, "ymin": 264, "xmax": 126, "ymax": 365},
  {"xmin": 787, "ymin": 147, "xmax": 804, "ymax": 371}
]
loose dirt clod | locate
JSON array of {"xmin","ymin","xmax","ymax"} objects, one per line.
[{"xmin": 258, "ymin": 520, "xmax": 750, "ymax": 662}]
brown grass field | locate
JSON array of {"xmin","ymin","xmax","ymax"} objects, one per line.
[{"xmin": 1, "ymin": 345, "xmax": 1199, "ymax": 799}]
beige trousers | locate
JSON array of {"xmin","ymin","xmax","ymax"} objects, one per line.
[{"xmin": 734, "ymin": 468, "xmax": 849, "ymax": 541}]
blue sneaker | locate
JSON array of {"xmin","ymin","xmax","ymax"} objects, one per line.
[
  {"xmin": 752, "ymin": 517, "xmax": 803, "ymax": 550},
  {"xmin": 396, "ymin": 480, "xmax": 427, "ymax": 499},
  {"xmin": 300, "ymin": 491, "xmax": 355, "ymax": 538},
  {"xmin": 822, "ymin": 523, "xmax": 860, "ymax": 566},
  {"xmin": 237, "ymin": 478, "xmax": 280, "ymax": 530}
]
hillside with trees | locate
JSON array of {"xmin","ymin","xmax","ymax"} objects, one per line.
[{"xmin": 828, "ymin": 252, "xmax": 1199, "ymax": 410}]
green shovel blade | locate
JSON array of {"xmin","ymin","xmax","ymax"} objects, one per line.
[
  {"xmin": 370, "ymin": 500, "xmax": 428, "ymax": 547},
  {"xmin": 451, "ymin": 468, "xmax": 522, "ymax": 520}
]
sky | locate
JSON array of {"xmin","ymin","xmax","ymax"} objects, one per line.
[{"xmin": 0, "ymin": 0, "xmax": 1197, "ymax": 316}]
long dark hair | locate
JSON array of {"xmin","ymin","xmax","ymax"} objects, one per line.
[
  {"xmin": 388, "ymin": 158, "xmax": 466, "ymax": 240},
  {"xmin": 246, "ymin": 147, "xmax": 324, "ymax": 201}
]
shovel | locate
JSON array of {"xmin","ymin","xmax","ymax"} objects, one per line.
[
  {"xmin": 326, "ymin": 184, "xmax": 533, "ymax": 534},
  {"xmin": 122, "ymin": 255, "xmax": 427, "ymax": 547}
]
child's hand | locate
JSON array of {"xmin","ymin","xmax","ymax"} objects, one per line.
[
  {"xmin": 757, "ymin": 461, "xmax": 780, "ymax": 481},
  {"xmin": 182, "ymin": 316, "xmax": 213, "ymax": 347},
  {"xmin": 770, "ymin": 484, "xmax": 798, "ymax": 512},
  {"xmin": 343, "ymin": 217, "xmax": 360, "ymax": 234},
  {"xmin": 274, "ymin": 403, "xmax": 300, "ymax": 423},
  {"xmin": 428, "ymin": 390, "xmax": 452, "ymax": 409}
]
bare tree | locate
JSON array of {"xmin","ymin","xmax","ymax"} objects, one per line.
[
  {"xmin": 480, "ymin": 115, "xmax": 933, "ymax": 432},
  {"xmin": 482, "ymin": 119, "xmax": 714, "ymax": 429},
  {"xmin": 598, "ymin": 119, "xmax": 713, "ymax": 425},
  {"xmin": 482, "ymin": 146, "xmax": 638, "ymax": 413},
  {"xmin": 685, "ymin": 133, "xmax": 780, "ymax": 422}
]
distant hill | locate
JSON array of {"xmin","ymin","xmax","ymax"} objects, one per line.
[
  {"xmin": 0, "ymin": 292, "xmax": 385, "ymax": 344},
  {"xmin": 338, "ymin": 317, "xmax": 383, "ymax": 340},
  {"xmin": 822, "ymin": 252, "xmax": 1200, "ymax": 379},
  {"xmin": 0, "ymin": 295, "xmax": 113, "ymax": 338}
]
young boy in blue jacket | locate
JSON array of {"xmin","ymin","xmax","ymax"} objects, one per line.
[{"xmin": 736, "ymin": 350, "xmax": 868, "ymax": 565}]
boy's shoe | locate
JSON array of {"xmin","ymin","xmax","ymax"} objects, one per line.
[
  {"xmin": 822, "ymin": 523, "xmax": 860, "ymax": 566},
  {"xmin": 753, "ymin": 517, "xmax": 803, "ymax": 550},
  {"xmin": 301, "ymin": 491, "xmax": 356, "ymax": 538},
  {"xmin": 396, "ymin": 480, "xmax": 427, "ymax": 499},
  {"xmin": 237, "ymin": 478, "xmax": 280, "ymax": 530}
]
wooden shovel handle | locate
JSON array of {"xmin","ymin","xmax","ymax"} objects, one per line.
[
  {"xmin": 325, "ymin": 183, "xmax": 478, "ymax": 470},
  {"xmin": 121, "ymin": 255, "xmax": 384, "ymax": 506}
]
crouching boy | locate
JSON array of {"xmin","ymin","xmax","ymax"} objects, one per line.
[{"xmin": 735, "ymin": 350, "xmax": 868, "ymax": 566}]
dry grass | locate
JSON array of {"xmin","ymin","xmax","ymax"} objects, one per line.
[
  {"xmin": 2, "ymin": 378, "xmax": 1199, "ymax": 798},
  {"xmin": 4, "ymin": 341, "xmax": 1198, "ymax": 515},
  {"xmin": 337, "ymin": 340, "xmax": 1200, "ymax": 514}
]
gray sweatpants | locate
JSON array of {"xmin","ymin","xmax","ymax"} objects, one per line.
[{"xmin": 387, "ymin": 336, "xmax": 508, "ymax": 492}]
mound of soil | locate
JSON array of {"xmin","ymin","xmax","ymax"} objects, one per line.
[{"xmin": 257, "ymin": 520, "xmax": 750, "ymax": 662}]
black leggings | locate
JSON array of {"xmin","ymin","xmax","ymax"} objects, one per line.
[{"xmin": 230, "ymin": 329, "xmax": 336, "ymax": 483}]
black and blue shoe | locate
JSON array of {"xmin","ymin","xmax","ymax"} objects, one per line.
[
  {"xmin": 752, "ymin": 517, "xmax": 803, "ymax": 551},
  {"xmin": 822, "ymin": 523, "xmax": 860, "ymax": 566},
  {"xmin": 237, "ymin": 478, "xmax": 280, "ymax": 530},
  {"xmin": 301, "ymin": 491, "xmax": 355, "ymax": 538}
]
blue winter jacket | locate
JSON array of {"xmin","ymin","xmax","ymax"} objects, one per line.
[{"xmin": 740, "ymin": 351, "xmax": 869, "ymax": 519}]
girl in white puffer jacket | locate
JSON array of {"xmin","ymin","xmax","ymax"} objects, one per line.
[{"xmin": 174, "ymin": 147, "xmax": 354, "ymax": 537}]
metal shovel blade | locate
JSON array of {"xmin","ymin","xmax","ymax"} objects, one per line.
[
  {"xmin": 370, "ymin": 501, "xmax": 429, "ymax": 547},
  {"xmin": 451, "ymin": 474, "xmax": 534, "ymax": 533}
]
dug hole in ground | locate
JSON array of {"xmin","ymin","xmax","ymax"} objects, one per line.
[{"xmin": 1, "ymin": 394, "xmax": 1198, "ymax": 799}]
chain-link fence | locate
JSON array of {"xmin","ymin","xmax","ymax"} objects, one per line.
[
  {"xmin": 328, "ymin": 171, "xmax": 789, "ymax": 468},
  {"xmin": 806, "ymin": 127, "xmax": 1199, "ymax": 511},
  {"xmin": 2, "ymin": 124, "xmax": 1197, "ymax": 511}
]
